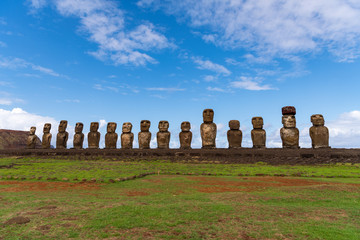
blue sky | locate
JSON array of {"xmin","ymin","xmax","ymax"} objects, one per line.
[{"xmin": 1, "ymin": 0, "xmax": 360, "ymax": 148}]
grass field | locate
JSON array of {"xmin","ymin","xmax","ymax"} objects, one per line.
[{"xmin": 1, "ymin": 158, "xmax": 360, "ymax": 239}]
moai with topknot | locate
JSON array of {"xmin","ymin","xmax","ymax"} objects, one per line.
[
  {"xmin": 200, "ymin": 109, "xmax": 217, "ymax": 149},
  {"xmin": 310, "ymin": 114, "xmax": 330, "ymax": 148},
  {"xmin": 121, "ymin": 122, "xmax": 134, "ymax": 149},
  {"xmin": 73, "ymin": 122, "xmax": 84, "ymax": 149},
  {"xmin": 251, "ymin": 117, "xmax": 266, "ymax": 148},
  {"xmin": 157, "ymin": 121, "xmax": 170, "ymax": 149},
  {"xmin": 179, "ymin": 121, "xmax": 192, "ymax": 149},
  {"xmin": 227, "ymin": 120, "xmax": 242, "ymax": 149},
  {"xmin": 27, "ymin": 126, "xmax": 38, "ymax": 149},
  {"xmin": 56, "ymin": 120, "xmax": 68, "ymax": 149},
  {"xmin": 42, "ymin": 123, "xmax": 52, "ymax": 149},
  {"xmin": 88, "ymin": 122, "xmax": 100, "ymax": 149},
  {"xmin": 138, "ymin": 120, "xmax": 151, "ymax": 149},
  {"xmin": 280, "ymin": 106, "xmax": 299, "ymax": 149},
  {"xmin": 105, "ymin": 122, "xmax": 118, "ymax": 149}
]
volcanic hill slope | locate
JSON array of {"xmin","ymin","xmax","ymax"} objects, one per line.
[{"xmin": 0, "ymin": 129, "xmax": 41, "ymax": 149}]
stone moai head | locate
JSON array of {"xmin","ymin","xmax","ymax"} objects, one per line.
[
  {"xmin": 75, "ymin": 122, "xmax": 83, "ymax": 134},
  {"xmin": 252, "ymin": 117, "xmax": 264, "ymax": 129},
  {"xmin": 203, "ymin": 109, "xmax": 214, "ymax": 123},
  {"xmin": 30, "ymin": 126, "xmax": 36, "ymax": 135},
  {"xmin": 229, "ymin": 120, "xmax": 240, "ymax": 130},
  {"xmin": 43, "ymin": 123, "xmax": 51, "ymax": 133},
  {"xmin": 122, "ymin": 122, "xmax": 133, "ymax": 133},
  {"xmin": 58, "ymin": 120, "xmax": 68, "ymax": 133},
  {"xmin": 90, "ymin": 122, "xmax": 99, "ymax": 132},
  {"xmin": 282, "ymin": 106, "xmax": 296, "ymax": 128},
  {"xmin": 140, "ymin": 120, "xmax": 151, "ymax": 132},
  {"xmin": 181, "ymin": 121, "xmax": 191, "ymax": 132},
  {"xmin": 107, "ymin": 122, "xmax": 117, "ymax": 133},
  {"xmin": 311, "ymin": 114, "xmax": 325, "ymax": 126},
  {"xmin": 158, "ymin": 121, "xmax": 169, "ymax": 132}
]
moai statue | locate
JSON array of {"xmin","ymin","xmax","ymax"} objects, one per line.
[
  {"xmin": 56, "ymin": 120, "xmax": 69, "ymax": 149},
  {"xmin": 105, "ymin": 122, "xmax": 118, "ymax": 149},
  {"xmin": 310, "ymin": 114, "xmax": 330, "ymax": 148},
  {"xmin": 42, "ymin": 123, "xmax": 52, "ymax": 149},
  {"xmin": 88, "ymin": 122, "xmax": 100, "ymax": 149},
  {"xmin": 138, "ymin": 120, "xmax": 151, "ymax": 149},
  {"xmin": 227, "ymin": 120, "xmax": 242, "ymax": 149},
  {"xmin": 200, "ymin": 109, "xmax": 217, "ymax": 149},
  {"xmin": 121, "ymin": 122, "xmax": 134, "ymax": 149},
  {"xmin": 27, "ymin": 126, "xmax": 38, "ymax": 149},
  {"xmin": 251, "ymin": 117, "xmax": 266, "ymax": 148},
  {"xmin": 179, "ymin": 121, "xmax": 192, "ymax": 149},
  {"xmin": 280, "ymin": 106, "xmax": 299, "ymax": 149},
  {"xmin": 157, "ymin": 121, "xmax": 170, "ymax": 149},
  {"xmin": 73, "ymin": 122, "xmax": 84, "ymax": 149}
]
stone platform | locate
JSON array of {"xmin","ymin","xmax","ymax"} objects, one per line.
[{"xmin": 1, "ymin": 148, "xmax": 360, "ymax": 165}]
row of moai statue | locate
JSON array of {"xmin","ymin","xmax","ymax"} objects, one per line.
[{"xmin": 26, "ymin": 107, "xmax": 329, "ymax": 149}]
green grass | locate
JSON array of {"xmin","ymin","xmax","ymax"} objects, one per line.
[{"xmin": 1, "ymin": 157, "xmax": 360, "ymax": 239}]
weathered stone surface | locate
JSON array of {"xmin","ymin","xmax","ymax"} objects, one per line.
[
  {"xmin": 251, "ymin": 117, "xmax": 266, "ymax": 148},
  {"xmin": 282, "ymin": 106, "xmax": 296, "ymax": 115},
  {"xmin": 200, "ymin": 109, "xmax": 217, "ymax": 149},
  {"xmin": 157, "ymin": 120, "xmax": 170, "ymax": 149},
  {"xmin": 88, "ymin": 122, "xmax": 100, "ymax": 149},
  {"xmin": 42, "ymin": 123, "xmax": 52, "ymax": 149},
  {"xmin": 121, "ymin": 122, "xmax": 134, "ymax": 149},
  {"xmin": 280, "ymin": 113, "xmax": 299, "ymax": 149},
  {"xmin": 310, "ymin": 114, "xmax": 330, "ymax": 149},
  {"xmin": 73, "ymin": 122, "xmax": 84, "ymax": 149},
  {"xmin": 26, "ymin": 126, "xmax": 38, "ymax": 149},
  {"xmin": 105, "ymin": 122, "xmax": 118, "ymax": 149},
  {"xmin": 227, "ymin": 120, "xmax": 242, "ymax": 148},
  {"xmin": 56, "ymin": 120, "xmax": 68, "ymax": 149},
  {"xmin": 139, "ymin": 120, "xmax": 151, "ymax": 149},
  {"xmin": 179, "ymin": 121, "xmax": 192, "ymax": 149}
]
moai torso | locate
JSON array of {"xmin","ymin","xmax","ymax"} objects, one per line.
[
  {"xmin": 88, "ymin": 122, "xmax": 100, "ymax": 149},
  {"xmin": 138, "ymin": 120, "xmax": 151, "ymax": 149},
  {"xmin": 309, "ymin": 114, "xmax": 330, "ymax": 148},
  {"xmin": 179, "ymin": 121, "xmax": 192, "ymax": 149},
  {"xmin": 105, "ymin": 122, "xmax": 118, "ymax": 149},
  {"xmin": 56, "ymin": 120, "xmax": 69, "ymax": 149},
  {"xmin": 201, "ymin": 109, "xmax": 217, "ymax": 149},
  {"xmin": 42, "ymin": 123, "xmax": 52, "ymax": 149},
  {"xmin": 27, "ymin": 126, "xmax": 38, "ymax": 149},
  {"xmin": 280, "ymin": 106, "xmax": 299, "ymax": 149},
  {"xmin": 227, "ymin": 120, "xmax": 242, "ymax": 149},
  {"xmin": 251, "ymin": 117, "xmax": 266, "ymax": 148},
  {"xmin": 157, "ymin": 121, "xmax": 170, "ymax": 149},
  {"xmin": 73, "ymin": 122, "xmax": 84, "ymax": 149},
  {"xmin": 121, "ymin": 122, "xmax": 134, "ymax": 149}
]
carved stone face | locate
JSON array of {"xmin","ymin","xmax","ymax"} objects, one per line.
[
  {"xmin": 58, "ymin": 120, "xmax": 68, "ymax": 133},
  {"xmin": 181, "ymin": 121, "xmax": 191, "ymax": 132},
  {"xmin": 30, "ymin": 126, "xmax": 36, "ymax": 135},
  {"xmin": 311, "ymin": 114, "xmax": 325, "ymax": 126},
  {"xmin": 158, "ymin": 121, "xmax": 169, "ymax": 132},
  {"xmin": 203, "ymin": 109, "xmax": 214, "ymax": 123},
  {"xmin": 43, "ymin": 123, "xmax": 51, "ymax": 133},
  {"xmin": 229, "ymin": 120, "xmax": 240, "ymax": 130},
  {"xmin": 252, "ymin": 117, "xmax": 264, "ymax": 129},
  {"xmin": 107, "ymin": 122, "xmax": 117, "ymax": 133},
  {"xmin": 282, "ymin": 115, "xmax": 296, "ymax": 128},
  {"xmin": 122, "ymin": 122, "xmax": 132, "ymax": 133},
  {"xmin": 75, "ymin": 122, "xmax": 83, "ymax": 134},
  {"xmin": 90, "ymin": 122, "xmax": 99, "ymax": 132},
  {"xmin": 141, "ymin": 120, "xmax": 151, "ymax": 132}
]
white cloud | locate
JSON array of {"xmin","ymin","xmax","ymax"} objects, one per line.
[
  {"xmin": 0, "ymin": 41, "xmax": 6, "ymax": 48},
  {"xmin": 146, "ymin": 87, "xmax": 185, "ymax": 92},
  {"xmin": 230, "ymin": 76, "xmax": 276, "ymax": 91},
  {"xmin": 140, "ymin": 0, "xmax": 360, "ymax": 62},
  {"xmin": 56, "ymin": 99, "xmax": 80, "ymax": 103},
  {"xmin": 192, "ymin": 57, "xmax": 231, "ymax": 76},
  {"xmin": 206, "ymin": 87, "xmax": 225, "ymax": 92},
  {"xmin": 28, "ymin": 0, "xmax": 47, "ymax": 9},
  {"xmin": 29, "ymin": 0, "xmax": 174, "ymax": 66},
  {"xmin": 203, "ymin": 75, "xmax": 216, "ymax": 82}
]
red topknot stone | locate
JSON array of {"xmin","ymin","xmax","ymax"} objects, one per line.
[{"xmin": 282, "ymin": 106, "xmax": 296, "ymax": 115}]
